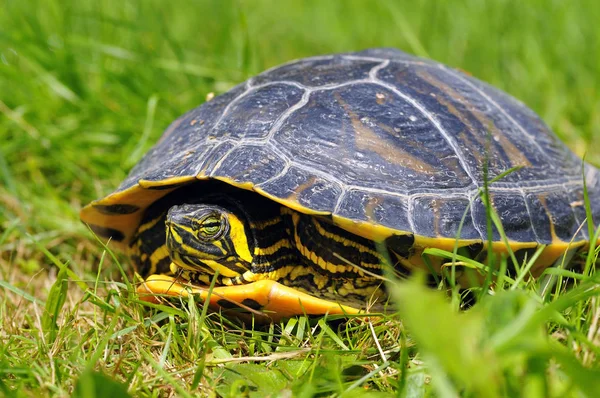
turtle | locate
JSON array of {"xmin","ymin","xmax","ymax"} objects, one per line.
[{"xmin": 80, "ymin": 48, "xmax": 600, "ymax": 320}]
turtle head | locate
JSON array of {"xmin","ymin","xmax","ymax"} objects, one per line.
[{"xmin": 165, "ymin": 203, "xmax": 254, "ymax": 282}]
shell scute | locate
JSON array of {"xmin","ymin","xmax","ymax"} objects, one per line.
[
  {"xmin": 210, "ymin": 145, "xmax": 287, "ymax": 183},
  {"xmin": 411, "ymin": 196, "xmax": 480, "ymax": 240},
  {"xmin": 524, "ymin": 192, "xmax": 555, "ymax": 244},
  {"xmin": 214, "ymin": 83, "xmax": 305, "ymax": 140},
  {"xmin": 335, "ymin": 190, "xmax": 412, "ymax": 235},
  {"xmin": 540, "ymin": 190, "xmax": 580, "ymax": 242},
  {"xmin": 272, "ymin": 83, "xmax": 473, "ymax": 192},
  {"xmin": 489, "ymin": 192, "xmax": 537, "ymax": 243},
  {"xmin": 565, "ymin": 186, "xmax": 590, "ymax": 239},
  {"xmin": 256, "ymin": 166, "xmax": 342, "ymax": 213}
]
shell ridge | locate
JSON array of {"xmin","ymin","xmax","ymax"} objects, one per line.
[
  {"xmin": 264, "ymin": 88, "xmax": 311, "ymax": 142},
  {"xmin": 519, "ymin": 188, "xmax": 542, "ymax": 243},
  {"xmin": 332, "ymin": 189, "xmax": 348, "ymax": 215},
  {"xmin": 560, "ymin": 184, "xmax": 583, "ymax": 240},
  {"xmin": 368, "ymin": 60, "xmax": 390, "ymax": 81},
  {"xmin": 190, "ymin": 144, "xmax": 217, "ymax": 176},
  {"xmin": 256, "ymin": 52, "xmax": 425, "ymax": 78},
  {"xmin": 207, "ymin": 142, "xmax": 238, "ymax": 176},
  {"xmin": 254, "ymin": 143, "xmax": 293, "ymax": 186},
  {"xmin": 208, "ymin": 84, "xmax": 310, "ymax": 177},
  {"xmin": 406, "ymin": 196, "xmax": 417, "ymax": 235},
  {"xmin": 468, "ymin": 192, "xmax": 486, "ymax": 241},
  {"xmin": 208, "ymin": 80, "xmax": 255, "ymax": 136},
  {"xmin": 254, "ymin": 160, "xmax": 346, "ymax": 212},
  {"xmin": 492, "ymin": 179, "xmax": 583, "ymax": 191}
]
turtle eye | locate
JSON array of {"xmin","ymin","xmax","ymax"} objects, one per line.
[{"xmin": 197, "ymin": 214, "xmax": 225, "ymax": 240}]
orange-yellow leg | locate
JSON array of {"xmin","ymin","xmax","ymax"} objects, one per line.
[{"xmin": 137, "ymin": 274, "xmax": 361, "ymax": 320}]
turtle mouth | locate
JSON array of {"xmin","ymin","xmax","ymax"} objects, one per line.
[
  {"xmin": 169, "ymin": 261, "xmax": 213, "ymax": 285},
  {"xmin": 170, "ymin": 252, "xmax": 215, "ymax": 275},
  {"xmin": 164, "ymin": 226, "xmax": 217, "ymax": 279}
]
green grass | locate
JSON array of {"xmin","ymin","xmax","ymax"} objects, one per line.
[{"xmin": 1, "ymin": 0, "xmax": 600, "ymax": 396}]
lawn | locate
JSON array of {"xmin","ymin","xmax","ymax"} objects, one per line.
[{"xmin": 1, "ymin": 0, "xmax": 600, "ymax": 396}]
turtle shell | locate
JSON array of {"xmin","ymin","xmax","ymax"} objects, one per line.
[{"xmin": 81, "ymin": 48, "xmax": 600, "ymax": 268}]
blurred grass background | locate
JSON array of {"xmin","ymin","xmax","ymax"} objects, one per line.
[{"xmin": 1, "ymin": 0, "xmax": 600, "ymax": 396}]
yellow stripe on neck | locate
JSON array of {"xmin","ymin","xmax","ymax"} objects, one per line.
[{"xmin": 227, "ymin": 213, "xmax": 254, "ymax": 264}]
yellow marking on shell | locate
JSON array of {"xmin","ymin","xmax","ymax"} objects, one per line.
[
  {"xmin": 227, "ymin": 213, "xmax": 254, "ymax": 264},
  {"xmin": 416, "ymin": 69, "xmax": 531, "ymax": 169},
  {"xmin": 330, "ymin": 215, "xmax": 402, "ymax": 242},
  {"xmin": 537, "ymin": 193, "xmax": 567, "ymax": 245},
  {"xmin": 211, "ymin": 176, "xmax": 256, "ymax": 191},
  {"xmin": 285, "ymin": 176, "xmax": 319, "ymax": 203},
  {"xmin": 335, "ymin": 91, "xmax": 437, "ymax": 174},
  {"xmin": 138, "ymin": 176, "xmax": 198, "ymax": 190}
]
